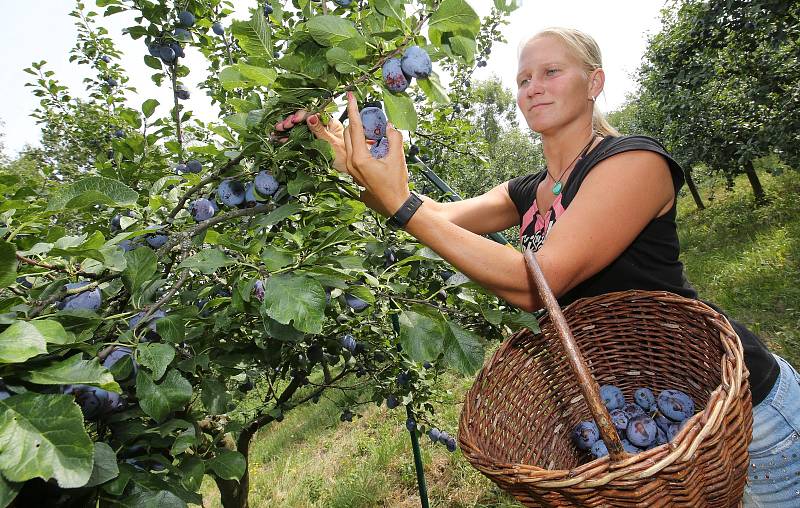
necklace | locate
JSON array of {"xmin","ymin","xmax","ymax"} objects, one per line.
[{"xmin": 547, "ymin": 135, "xmax": 598, "ymax": 196}]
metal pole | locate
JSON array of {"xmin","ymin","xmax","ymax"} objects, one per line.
[{"xmin": 390, "ymin": 312, "xmax": 430, "ymax": 508}]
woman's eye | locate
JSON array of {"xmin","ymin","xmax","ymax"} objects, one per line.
[
  {"xmin": 518, "ymin": 78, "xmax": 529, "ymax": 87},
  {"xmin": 546, "ymin": 68, "xmax": 559, "ymax": 76}
]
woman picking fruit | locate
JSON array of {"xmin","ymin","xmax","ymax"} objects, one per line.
[{"xmin": 276, "ymin": 27, "xmax": 800, "ymax": 506}]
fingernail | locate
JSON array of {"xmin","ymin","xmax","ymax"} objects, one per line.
[
  {"xmin": 387, "ymin": 122, "xmax": 394, "ymax": 130},
  {"xmin": 308, "ymin": 115, "xmax": 318, "ymax": 126}
]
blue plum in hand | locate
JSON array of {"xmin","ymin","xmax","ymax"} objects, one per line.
[
  {"xmin": 382, "ymin": 58, "xmax": 409, "ymax": 93},
  {"xmin": 217, "ymin": 179, "xmax": 246, "ymax": 206},
  {"xmin": 212, "ymin": 22, "xmax": 224, "ymax": 35},
  {"xmin": 360, "ymin": 107, "xmax": 387, "ymax": 140},
  {"xmin": 657, "ymin": 389, "xmax": 695, "ymax": 422},
  {"xmin": 401, "ymin": 45, "xmax": 432, "ymax": 78},
  {"xmin": 254, "ymin": 171, "xmax": 279, "ymax": 197},
  {"xmin": 190, "ymin": 198, "xmax": 215, "ymax": 221},
  {"xmin": 370, "ymin": 137, "xmax": 390, "ymax": 159},
  {"xmin": 591, "ymin": 439, "xmax": 609, "ymax": 458},
  {"xmin": 177, "ymin": 10, "xmax": 195, "ymax": 27},
  {"xmin": 634, "ymin": 387, "xmax": 656, "ymax": 411},
  {"xmin": 626, "ymin": 415, "xmax": 657, "ymax": 448},
  {"xmin": 571, "ymin": 421, "xmax": 599, "ymax": 451},
  {"xmin": 58, "ymin": 282, "xmax": 101, "ymax": 311},
  {"xmin": 609, "ymin": 408, "xmax": 628, "ymax": 432},
  {"xmin": 599, "ymin": 385, "xmax": 625, "ymax": 410}
]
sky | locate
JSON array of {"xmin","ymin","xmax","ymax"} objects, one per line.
[{"xmin": 0, "ymin": 0, "xmax": 667, "ymax": 158}]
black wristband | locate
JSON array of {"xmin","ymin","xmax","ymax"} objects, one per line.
[{"xmin": 387, "ymin": 192, "xmax": 423, "ymax": 230}]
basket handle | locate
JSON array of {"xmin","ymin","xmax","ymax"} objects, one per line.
[{"xmin": 523, "ymin": 249, "xmax": 628, "ymax": 463}]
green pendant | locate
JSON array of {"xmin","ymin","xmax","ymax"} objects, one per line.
[{"xmin": 552, "ymin": 180, "xmax": 563, "ymax": 195}]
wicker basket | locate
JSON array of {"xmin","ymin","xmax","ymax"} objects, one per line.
[{"xmin": 458, "ymin": 250, "xmax": 752, "ymax": 507}]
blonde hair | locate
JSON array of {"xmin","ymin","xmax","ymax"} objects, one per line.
[{"xmin": 520, "ymin": 27, "xmax": 620, "ymax": 138}]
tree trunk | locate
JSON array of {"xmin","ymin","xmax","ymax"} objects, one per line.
[
  {"xmin": 743, "ymin": 159, "xmax": 767, "ymax": 205},
  {"xmin": 725, "ymin": 172, "xmax": 735, "ymax": 191},
  {"xmin": 684, "ymin": 166, "xmax": 705, "ymax": 210},
  {"xmin": 215, "ymin": 430, "xmax": 253, "ymax": 508}
]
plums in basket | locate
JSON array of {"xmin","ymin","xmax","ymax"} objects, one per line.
[
  {"xmin": 572, "ymin": 421, "xmax": 600, "ymax": 451},
  {"xmin": 622, "ymin": 402, "xmax": 645, "ymax": 420},
  {"xmin": 657, "ymin": 389, "xmax": 695, "ymax": 421},
  {"xmin": 609, "ymin": 408, "xmax": 628, "ymax": 432},
  {"xmin": 634, "ymin": 387, "xmax": 656, "ymax": 411},
  {"xmin": 626, "ymin": 414, "xmax": 657, "ymax": 448},
  {"xmin": 599, "ymin": 385, "xmax": 625, "ymax": 410},
  {"xmin": 591, "ymin": 439, "xmax": 609, "ymax": 459},
  {"xmin": 620, "ymin": 439, "xmax": 641, "ymax": 454}
]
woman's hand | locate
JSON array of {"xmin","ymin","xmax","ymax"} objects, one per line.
[
  {"xmin": 342, "ymin": 92, "xmax": 410, "ymax": 217},
  {"xmin": 273, "ymin": 110, "xmax": 349, "ymax": 174}
]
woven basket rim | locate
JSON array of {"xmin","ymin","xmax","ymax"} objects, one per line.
[{"xmin": 458, "ymin": 289, "xmax": 749, "ymax": 488}]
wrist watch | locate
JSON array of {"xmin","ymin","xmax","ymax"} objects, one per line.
[{"xmin": 387, "ymin": 192, "xmax": 423, "ymax": 230}]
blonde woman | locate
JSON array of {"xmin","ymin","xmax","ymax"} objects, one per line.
[{"xmin": 277, "ymin": 27, "xmax": 797, "ymax": 506}]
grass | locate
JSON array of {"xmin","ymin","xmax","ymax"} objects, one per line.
[{"xmin": 200, "ymin": 168, "xmax": 799, "ymax": 507}]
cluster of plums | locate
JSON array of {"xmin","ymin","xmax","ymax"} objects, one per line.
[
  {"xmin": 189, "ymin": 170, "xmax": 279, "ymax": 222},
  {"xmin": 572, "ymin": 385, "xmax": 696, "ymax": 459}
]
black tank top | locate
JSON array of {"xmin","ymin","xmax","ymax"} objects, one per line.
[{"xmin": 507, "ymin": 134, "xmax": 778, "ymax": 406}]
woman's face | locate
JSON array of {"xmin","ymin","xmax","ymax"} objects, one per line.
[{"xmin": 516, "ymin": 36, "xmax": 595, "ymax": 135}]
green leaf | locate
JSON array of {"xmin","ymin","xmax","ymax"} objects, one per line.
[
  {"xmin": 176, "ymin": 456, "xmax": 203, "ymax": 491},
  {"xmin": 0, "ymin": 241, "xmax": 15, "ymax": 290},
  {"xmin": 21, "ymin": 354, "xmax": 120, "ymax": 392},
  {"xmin": 123, "ymin": 490, "xmax": 187, "ymax": 508},
  {"xmin": 207, "ymin": 450, "xmax": 246, "ymax": 481},
  {"xmin": 480, "ymin": 306, "xmax": 502, "ymax": 326},
  {"xmin": 219, "ymin": 66, "xmax": 249, "ymax": 91},
  {"xmin": 172, "ymin": 427, "xmax": 197, "ymax": 457},
  {"xmin": 236, "ymin": 63, "xmax": 277, "ymax": 87},
  {"xmin": 83, "ymin": 442, "xmax": 118, "ymax": 488},
  {"xmin": 307, "ymin": 15, "xmax": 359, "ymax": 46},
  {"xmin": 325, "ymin": 47, "xmax": 359, "ymax": 74},
  {"xmin": 256, "ymin": 202, "xmax": 302, "ymax": 227},
  {"xmin": 0, "ymin": 474, "xmax": 21, "ymax": 508},
  {"xmin": 416, "ymin": 74, "xmax": 450, "ymax": 105},
  {"xmin": 46, "ymin": 177, "xmax": 138, "ymax": 211},
  {"xmin": 144, "ymin": 54, "xmax": 163, "ymax": 70},
  {"xmin": 137, "ymin": 343, "xmax": 175, "ymax": 381},
  {"xmin": 0, "ymin": 393, "xmax": 94, "ymax": 487},
  {"xmin": 136, "ymin": 370, "xmax": 192, "ymax": 424},
  {"xmin": 398, "ymin": 308, "xmax": 445, "ymax": 362},
  {"xmin": 231, "ymin": 9, "xmax": 271, "ymax": 59},
  {"xmin": 123, "ymin": 247, "xmax": 157, "ymax": 292},
  {"xmin": 32, "ymin": 319, "xmax": 75, "ymax": 345},
  {"xmin": 373, "ymin": 0, "xmax": 405, "ymax": 19},
  {"xmin": 382, "ymin": 90, "xmax": 417, "ymax": 131},
  {"xmin": 177, "ymin": 249, "xmax": 234, "ymax": 274},
  {"xmin": 262, "ymin": 275, "xmax": 326, "ymax": 334},
  {"xmin": 200, "ymin": 379, "xmax": 230, "ymax": 415},
  {"xmin": 260, "ymin": 245, "xmax": 293, "ymax": 271},
  {"xmin": 502, "ymin": 311, "xmax": 541, "ymax": 333},
  {"xmin": 441, "ymin": 321, "xmax": 484, "ymax": 375},
  {"xmin": 155, "ymin": 315, "xmax": 184, "ymax": 344},
  {"xmin": 429, "ymin": 0, "xmax": 480, "ymax": 37},
  {"xmin": 0, "ymin": 321, "xmax": 48, "ymax": 364},
  {"xmin": 142, "ymin": 99, "xmax": 159, "ymax": 118},
  {"xmin": 260, "ymin": 310, "xmax": 305, "ymax": 342},
  {"xmin": 448, "ymin": 35, "xmax": 476, "ymax": 64}
]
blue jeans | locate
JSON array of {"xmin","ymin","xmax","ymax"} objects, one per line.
[{"xmin": 743, "ymin": 354, "xmax": 800, "ymax": 506}]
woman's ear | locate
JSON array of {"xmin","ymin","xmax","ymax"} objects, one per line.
[{"xmin": 588, "ymin": 68, "xmax": 605, "ymax": 101}]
